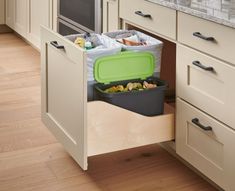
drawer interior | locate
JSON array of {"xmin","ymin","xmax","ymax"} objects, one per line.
[
  {"xmin": 87, "ymin": 101, "xmax": 175, "ymax": 156},
  {"xmin": 85, "ymin": 24, "xmax": 176, "ymax": 156}
]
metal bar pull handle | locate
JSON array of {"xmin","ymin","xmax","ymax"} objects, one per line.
[
  {"xmin": 192, "ymin": 61, "xmax": 214, "ymax": 71},
  {"xmin": 135, "ymin": 11, "xmax": 151, "ymax": 18},
  {"xmin": 192, "ymin": 118, "xmax": 212, "ymax": 131},
  {"xmin": 193, "ymin": 32, "xmax": 215, "ymax": 41},
  {"xmin": 50, "ymin": 41, "xmax": 65, "ymax": 49}
]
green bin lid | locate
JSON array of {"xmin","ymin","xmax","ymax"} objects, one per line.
[{"xmin": 94, "ymin": 51, "xmax": 155, "ymax": 84}]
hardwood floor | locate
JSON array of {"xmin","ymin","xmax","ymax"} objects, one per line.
[{"xmin": 0, "ymin": 33, "xmax": 218, "ymax": 191}]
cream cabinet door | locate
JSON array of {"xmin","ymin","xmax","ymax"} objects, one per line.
[
  {"xmin": 28, "ymin": 0, "xmax": 52, "ymax": 49},
  {"xmin": 14, "ymin": 0, "xmax": 27, "ymax": 37},
  {"xmin": 103, "ymin": 0, "xmax": 119, "ymax": 33},
  {"xmin": 176, "ymin": 99, "xmax": 235, "ymax": 190},
  {"xmin": 119, "ymin": 0, "xmax": 177, "ymax": 40},
  {"xmin": 41, "ymin": 26, "xmax": 88, "ymax": 170},
  {"xmin": 0, "ymin": 0, "xmax": 5, "ymax": 24},
  {"xmin": 177, "ymin": 44, "xmax": 235, "ymax": 128},
  {"xmin": 6, "ymin": 0, "xmax": 27, "ymax": 37},
  {"xmin": 6, "ymin": 0, "xmax": 15, "ymax": 29}
]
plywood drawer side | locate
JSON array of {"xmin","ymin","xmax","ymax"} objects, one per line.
[
  {"xmin": 88, "ymin": 101, "xmax": 175, "ymax": 157},
  {"xmin": 119, "ymin": 0, "xmax": 176, "ymax": 39},
  {"xmin": 178, "ymin": 12, "xmax": 235, "ymax": 65},
  {"xmin": 177, "ymin": 44, "xmax": 235, "ymax": 128}
]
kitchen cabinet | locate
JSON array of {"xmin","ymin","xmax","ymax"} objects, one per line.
[
  {"xmin": 176, "ymin": 12, "xmax": 235, "ymax": 190},
  {"xmin": 177, "ymin": 44, "xmax": 235, "ymax": 128},
  {"xmin": 102, "ymin": 0, "xmax": 119, "ymax": 33},
  {"xmin": 41, "ymin": 26, "xmax": 175, "ymax": 170},
  {"xmin": 27, "ymin": 0, "xmax": 52, "ymax": 48},
  {"xmin": 178, "ymin": 12, "xmax": 235, "ymax": 66},
  {"xmin": 6, "ymin": 0, "xmax": 28, "ymax": 37},
  {"xmin": 39, "ymin": 0, "xmax": 234, "ymax": 189},
  {"xmin": 6, "ymin": 0, "xmax": 14, "ymax": 29},
  {"xmin": 0, "ymin": 0, "xmax": 5, "ymax": 24},
  {"xmin": 119, "ymin": 0, "xmax": 177, "ymax": 40},
  {"xmin": 41, "ymin": 0, "xmax": 176, "ymax": 171},
  {"xmin": 5, "ymin": 0, "xmax": 55, "ymax": 49},
  {"xmin": 14, "ymin": 0, "xmax": 27, "ymax": 37},
  {"xmin": 176, "ymin": 99, "xmax": 235, "ymax": 190}
]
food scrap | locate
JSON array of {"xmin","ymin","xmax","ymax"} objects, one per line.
[{"xmin": 104, "ymin": 81, "xmax": 157, "ymax": 93}]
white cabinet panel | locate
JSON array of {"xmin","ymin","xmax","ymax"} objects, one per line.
[
  {"xmin": 28, "ymin": 0, "xmax": 52, "ymax": 48},
  {"xmin": 6, "ymin": 0, "xmax": 15, "ymax": 29},
  {"xmin": 14, "ymin": 0, "xmax": 27, "ymax": 37},
  {"xmin": 178, "ymin": 12, "xmax": 235, "ymax": 65},
  {"xmin": 177, "ymin": 44, "xmax": 235, "ymax": 128},
  {"xmin": 41, "ymin": 26, "xmax": 88, "ymax": 170},
  {"xmin": 176, "ymin": 99, "xmax": 235, "ymax": 190},
  {"xmin": 120, "ymin": 0, "xmax": 177, "ymax": 40},
  {"xmin": 0, "ymin": 0, "xmax": 5, "ymax": 24},
  {"xmin": 5, "ymin": 0, "xmax": 54, "ymax": 49},
  {"xmin": 103, "ymin": 0, "xmax": 119, "ymax": 33}
]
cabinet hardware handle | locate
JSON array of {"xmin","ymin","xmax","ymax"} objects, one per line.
[
  {"xmin": 192, "ymin": 61, "xmax": 214, "ymax": 71},
  {"xmin": 192, "ymin": 118, "xmax": 212, "ymax": 131},
  {"xmin": 193, "ymin": 32, "xmax": 215, "ymax": 41},
  {"xmin": 50, "ymin": 41, "xmax": 65, "ymax": 49},
  {"xmin": 135, "ymin": 11, "xmax": 151, "ymax": 18}
]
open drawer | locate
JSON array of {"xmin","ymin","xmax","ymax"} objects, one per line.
[{"xmin": 41, "ymin": 27, "xmax": 175, "ymax": 170}]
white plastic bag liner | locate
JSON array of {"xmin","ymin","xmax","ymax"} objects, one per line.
[
  {"xmin": 66, "ymin": 33, "xmax": 122, "ymax": 81},
  {"xmin": 103, "ymin": 30, "xmax": 163, "ymax": 73}
]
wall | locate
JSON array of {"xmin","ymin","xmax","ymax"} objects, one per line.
[{"xmin": 0, "ymin": 0, "xmax": 5, "ymax": 24}]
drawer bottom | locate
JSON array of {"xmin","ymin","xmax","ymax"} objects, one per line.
[{"xmin": 87, "ymin": 101, "xmax": 175, "ymax": 156}]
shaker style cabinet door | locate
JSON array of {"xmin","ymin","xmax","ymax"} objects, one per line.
[
  {"xmin": 6, "ymin": 0, "xmax": 15, "ymax": 29},
  {"xmin": 28, "ymin": 0, "xmax": 53, "ymax": 49},
  {"xmin": 177, "ymin": 44, "xmax": 235, "ymax": 128},
  {"xmin": 14, "ymin": 0, "xmax": 27, "ymax": 37},
  {"xmin": 0, "ymin": 0, "xmax": 5, "ymax": 24},
  {"xmin": 6, "ymin": 0, "xmax": 27, "ymax": 37},
  {"xmin": 41, "ymin": 26, "xmax": 88, "ymax": 170},
  {"xmin": 176, "ymin": 99, "xmax": 235, "ymax": 190}
]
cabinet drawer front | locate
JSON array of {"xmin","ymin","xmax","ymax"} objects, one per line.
[
  {"xmin": 176, "ymin": 99, "xmax": 235, "ymax": 189},
  {"xmin": 178, "ymin": 12, "xmax": 235, "ymax": 65},
  {"xmin": 41, "ymin": 26, "xmax": 88, "ymax": 170},
  {"xmin": 177, "ymin": 44, "xmax": 235, "ymax": 128},
  {"xmin": 119, "ymin": 0, "xmax": 176, "ymax": 40}
]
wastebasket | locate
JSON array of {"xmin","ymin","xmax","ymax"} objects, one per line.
[{"xmin": 94, "ymin": 51, "xmax": 167, "ymax": 116}]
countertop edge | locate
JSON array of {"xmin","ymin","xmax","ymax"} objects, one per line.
[{"xmin": 146, "ymin": 0, "xmax": 235, "ymax": 29}]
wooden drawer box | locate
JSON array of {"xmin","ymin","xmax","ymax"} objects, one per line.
[
  {"xmin": 178, "ymin": 12, "xmax": 235, "ymax": 65},
  {"xmin": 41, "ymin": 27, "xmax": 175, "ymax": 170},
  {"xmin": 119, "ymin": 0, "xmax": 176, "ymax": 40},
  {"xmin": 177, "ymin": 44, "xmax": 235, "ymax": 128},
  {"xmin": 176, "ymin": 99, "xmax": 235, "ymax": 190}
]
